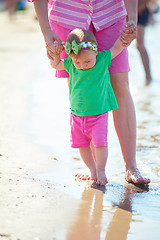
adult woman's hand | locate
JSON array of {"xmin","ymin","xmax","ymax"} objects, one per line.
[
  {"xmin": 45, "ymin": 30, "xmax": 63, "ymax": 52},
  {"xmin": 120, "ymin": 20, "xmax": 137, "ymax": 47}
]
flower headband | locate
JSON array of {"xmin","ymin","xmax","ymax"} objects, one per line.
[{"xmin": 65, "ymin": 40, "xmax": 97, "ymax": 55}]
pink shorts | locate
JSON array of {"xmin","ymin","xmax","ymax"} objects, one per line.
[
  {"xmin": 70, "ymin": 112, "xmax": 108, "ymax": 148},
  {"xmin": 50, "ymin": 17, "xmax": 130, "ymax": 78}
]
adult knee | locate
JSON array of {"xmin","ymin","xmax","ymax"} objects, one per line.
[{"xmin": 136, "ymin": 41, "xmax": 145, "ymax": 54}]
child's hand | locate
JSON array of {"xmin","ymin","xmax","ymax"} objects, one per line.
[
  {"xmin": 120, "ymin": 30, "xmax": 136, "ymax": 47},
  {"xmin": 47, "ymin": 49, "xmax": 54, "ymax": 61}
]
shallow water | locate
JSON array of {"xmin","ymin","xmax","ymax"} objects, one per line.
[{"xmin": 27, "ymin": 14, "xmax": 160, "ymax": 240}]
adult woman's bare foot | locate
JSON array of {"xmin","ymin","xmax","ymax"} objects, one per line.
[
  {"xmin": 145, "ymin": 78, "xmax": 152, "ymax": 86},
  {"xmin": 96, "ymin": 171, "xmax": 108, "ymax": 186},
  {"xmin": 125, "ymin": 167, "xmax": 151, "ymax": 184}
]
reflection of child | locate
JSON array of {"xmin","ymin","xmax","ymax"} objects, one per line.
[{"xmin": 50, "ymin": 28, "xmax": 126, "ymax": 185}]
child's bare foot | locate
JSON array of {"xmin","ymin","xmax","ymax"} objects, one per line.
[
  {"xmin": 96, "ymin": 171, "xmax": 108, "ymax": 185},
  {"xmin": 125, "ymin": 167, "xmax": 151, "ymax": 184}
]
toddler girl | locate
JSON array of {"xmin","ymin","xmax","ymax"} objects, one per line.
[{"xmin": 50, "ymin": 28, "xmax": 126, "ymax": 185}]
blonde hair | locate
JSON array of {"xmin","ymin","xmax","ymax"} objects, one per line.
[{"xmin": 66, "ymin": 28, "xmax": 97, "ymax": 46}]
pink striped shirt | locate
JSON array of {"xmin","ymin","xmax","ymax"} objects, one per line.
[{"xmin": 29, "ymin": 0, "xmax": 127, "ymax": 31}]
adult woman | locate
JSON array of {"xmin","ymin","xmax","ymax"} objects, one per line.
[
  {"xmin": 29, "ymin": 0, "xmax": 150, "ymax": 184},
  {"xmin": 137, "ymin": 0, "xmax": 152, "ymax": 85}
]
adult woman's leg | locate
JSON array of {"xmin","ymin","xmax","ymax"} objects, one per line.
[
  {"xmin": 110, "ymin": 72, "xmax": 150, "ymax": 184},
  {"xmin": 136, "ymin": 24, "xmax": 152, "ymax": 85}
]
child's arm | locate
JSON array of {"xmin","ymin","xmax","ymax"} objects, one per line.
[
  {"xmin": 50, "ymin": 55, "xmax": 65, "ymax": 70},
  {"xmin": 110, "ymin": 37, "xmax": 125, "ymax": 60},
  {"xmin": 50, "ymin": 43, "xmax": 65, "ymax": 70}
]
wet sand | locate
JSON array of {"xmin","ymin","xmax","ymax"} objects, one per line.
[{"xmin": 0, "ymin": 5, "xmax": 160, "ymax": 240}]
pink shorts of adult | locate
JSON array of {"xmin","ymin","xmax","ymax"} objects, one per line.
[
  {"xmin": 50, "ymin": 17, "xmax": 130, "ymax": 78},
  {"xmin": 70, "ymin": 112, "xmax": 108, "ymax": 148}
]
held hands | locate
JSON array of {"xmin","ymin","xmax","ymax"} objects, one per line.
[
  {"xmin": 49, "ymin": 42, "xmax": 65, "ymax": 70},
  {"xmin": 47, "ymin": 42, "xmax": 65, "ymax": 60},
  {"xmin": 125, "ymin": 20, "xmax": 137, "ymax": 33},
  {"xmin": 44, "ymin": 30, "xmax": 65, "ymax": 60},
  {"xmin": 47, "ymin": 42, "xmax": 64, "ymax": 54},
  {"xmin": 120, "ymin": 20, "xmax": 137, "ymax": 47}
]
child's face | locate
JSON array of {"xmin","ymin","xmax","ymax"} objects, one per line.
[{"xmin": 70, "ymin": 50, "xmax": 98, "ymax": 70}]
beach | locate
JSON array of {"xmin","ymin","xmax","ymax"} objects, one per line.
[{"xmin": 0, "ymin": 5, "xmax": 160, "ymax": 240}]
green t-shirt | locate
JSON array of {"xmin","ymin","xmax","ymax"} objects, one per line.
[{"xmin": 64, "ymin": 50, "xmax": 118, "ymax": 116}]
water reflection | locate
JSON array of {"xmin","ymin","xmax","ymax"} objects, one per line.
[
  {"xmin": 66, "ymin": 186, "xmax": 103, "ymax": 240},
  {"xmin": 66, "ymin": 183, "xmax": 149, "ymax": 240},
  {"xmin": 105, "ymin": 183, "xmax": 148, "ymax": 240}
]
